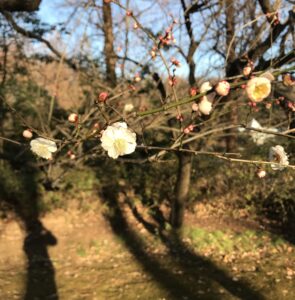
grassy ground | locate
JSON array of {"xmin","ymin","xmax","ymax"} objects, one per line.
[{"xmin": 0, "ymin": 198, "xmax": 294, "ymax": 300}]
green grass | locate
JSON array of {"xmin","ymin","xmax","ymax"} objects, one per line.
[
  {"xmin": 184, "ymin": 227, "xmax": 290, "ymax": 255},
  {"xmin": 76, "ymin": 245, "xmax": 87, "ymax": 257}
]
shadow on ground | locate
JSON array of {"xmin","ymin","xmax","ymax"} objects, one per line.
[
  {"xmin": 101, "ymin": 184, "xmax": 265, "ymax": 300},
  {"xmin": 0, "ymin": 160, "xmax": 58, "ymax": 300}
]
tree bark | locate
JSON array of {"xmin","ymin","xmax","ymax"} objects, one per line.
[
  {"xmin": 170, "ymin": 152, "xmax": 192, "ymax": 228},
  {"xmin": 168, "ymin": 0, "xmax": 197, "ymax": 230},
  {"xmin": 225, "ymin": 0, "xmax": 238, "ymax": 152},
  {"xmin": 0, "ymin": 0, "xmax": 41, "ymax": 12},
  {"xmin": 102, "ymin": 2, "xmax": 117, "ymax": 87}
]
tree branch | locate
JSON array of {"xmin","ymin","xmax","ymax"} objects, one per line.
[{"xmin": 1, "ymin": 11, "xmax": 77, "ymax": 70}]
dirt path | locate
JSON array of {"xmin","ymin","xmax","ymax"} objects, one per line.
[{"xmin": 0, "ymin": 207, "xmax": 294, "ymax": 300}]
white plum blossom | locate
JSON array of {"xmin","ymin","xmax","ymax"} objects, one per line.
[
  {"xmin": 248, "ymin": 118, "xmax": 278, "ymax": 145},
  {"xmin": 269, "ymin": 145, "xmax": 289, "ymax": 170},
  {"xmin": 100, "ymin": 122, "xmax": 136, "ymax": 159},
  {"xmin": 246, "ymin": 77, "xmax": 271, "ymax": 102},
  {"xmin": 260, "ymin": 71, "xmax": 275, "ymax": 81},
  {"xmin": 200, "ymin": 81, "xmax": 213, "ymax": 93},
  {"xmin": 198, "ymin": 97, "xmax": 213, "ymax": 115},
  {"xmin": 30, "ymin": 138, "xmax": 57, "ymax": 160},
  {"xmin": 198, "ymin": 81, "xmax": 214, "ymax": 115}
]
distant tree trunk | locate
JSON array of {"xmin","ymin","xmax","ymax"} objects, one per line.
[
  {"xmin": 170, "ymin": 152, "xmax": 192, "ymax": 228},
  {"xmin": 0, "ymin": 0, "xmax": 41, "ymax": 12},
  {"xmin": 169, "ymin": 0, "xmax": 196, "ymax": 229},
  {"xmin": 102, "ymin": 2, "xmax": 117, "ymax": 87},
  {"xmin": 225, "ymin": 0, "xmax": 238, "ymax": 152}
]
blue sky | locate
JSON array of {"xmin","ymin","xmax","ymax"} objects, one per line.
[
  {"xmin": 38, "ymin": 0, "xmax": 59, "ymax": 25},
  {"xmin": 35, "ymin": 1, "xmax": 293, "ymax": 81}
]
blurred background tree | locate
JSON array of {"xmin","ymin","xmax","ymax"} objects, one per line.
[{"xmin": 0, "ymin": 0, "xmax": 294, "ymax": 233}]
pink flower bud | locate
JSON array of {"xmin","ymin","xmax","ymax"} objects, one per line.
[
  {"xmin": 265, "ymin": 103, "xmax": 272, "ymax": 109},
  {"xmin": 168, "ymin": 76, "xmax": 176, "ymax": 86},
  {"xmin": 67, "ymin": 150, "xmax": 76, "ymax": 160},
  {"xmin": 126, "ymin": 10, "xmax": 133, "ymax": 16},
  {"xmin": 23, "ymin": 129, "xmax": 33, "ymax": 139},
  {"xmin": 98, "ymin": 92, "xmax": 109, "ymax": 102},
  {"xmin": 188, "ymin": 124, "xmax": 194, "ymax": 131},
  {"xmin": 128, "ymin": 84, "xmax": 136, "ymax": 91},
  {"xmin": 68, "ymin": 113, "xmax": 78, "ymax": 123},
  {"xmin": 243, "ymin": 66, "xmax": 252, "ymax": 77},
  {"xmin": 215, "ymin": 80, "xmax": 230, "ymax": 96},
  {"xmin": 183, "ymin": 127, "xmax": 190, "ymax": 134},
  {"xmin": 171, "ymin": 57, "xmax": 180, "ymax": 67},
  {"xmin": 93, "ymin": 122, "xmax": 100, "ymax": 129},
  {"xmin": 176, "ymin": 114, "xmax": 184, "ymax": 122},
  {"xmin": 150, "ymin": 50, "xmax": 156, "ymax": 59},
  {"xmin": 190, "ymin": 87, "xmax": 198, "ymax": 97}
]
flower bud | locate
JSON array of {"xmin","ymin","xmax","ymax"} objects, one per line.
[
  {"xmin": 150, "ymin": 50, "xmax": 156, "ymax": 59},
  {"xmin": 190, "ymin": 87, "xmax": 198, "ymax": 97},
  {"xmin": 134, "ymin": 73, "xmax": 141, "ymax": 82},
  {"xmin": 257, "ymin": 169, "xmax": 266, "ymax": 178},
  {"xmin": 168, "ymin": 76, "xmax": 176, "ymax": 86},
  {"xmin": 188, "ymin": 124, "xmax": 194, "ymax": 131},
  {"xmin": 23, "ymin": 129, "xmax": 33, "ymax": 139},
  {"xmin": 183, "ymin": 127, "xmax": 191, "ymax": 134},
  {"xmin": 68, "ymin": 113, "xmax": 78, "ymax": 123},
  {"xmin": 124, "ymin": 103, "xmax": 134, "ymax": 112},
  {"xmin": 243, "ymin": 66, "xmax": 252, "ymax": 77},
  {"xmin": 192, "ymin": 103, "xmax": 199, "ymax": 111},
  {"xmin": 171, "ymin": 57, "xmax": 181, "ymax": 67},
  {"xmin": 215, "ymin": 80, "xmax": 230, "ymax": 96},
  {"xmin": 176, "ymin": 114, "xmax": 184, "ymax": 122},
  {"xmin": 283, "ymin": 73, "xmax": 295, "ymax": 87},
  {"xmin": 98, "ymin": 92, "xmax": 109, "ymax": 102}
]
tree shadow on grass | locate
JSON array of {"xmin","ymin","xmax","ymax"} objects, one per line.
[
  {"xmin": 101, "ymin": 184, "xmax": 265, "ymax": 300},
  {"xmin": 0, "ymin": 159, "xmax": 58, "ymax": 300}
]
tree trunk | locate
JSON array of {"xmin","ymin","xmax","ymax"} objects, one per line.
[
  {"xmin": 170, "ymin": 152, "xmax": 192, "ymax": 228},
  {"xmin": 102, "ymin": 2, "xmax": 117, "ymax": 87},
  {"xmin": 168, "ymin": 0, "xmax": 196, "ymax": 230},
  {"xmin": 225, "ymin": 0, "xmax": 237, "ymax": 152}
]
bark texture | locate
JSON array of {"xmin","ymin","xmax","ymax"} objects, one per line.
[
  {"xmin": 102, "ymin": 2, "xmax": 117, "ymax": 86},
  {"xmin": 225, "ymin": 0, "xmax": 238, "ymax": 152},
  {"xmin": 170, "ymin": 153, "xmax": 192, "ymax": 228}
]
